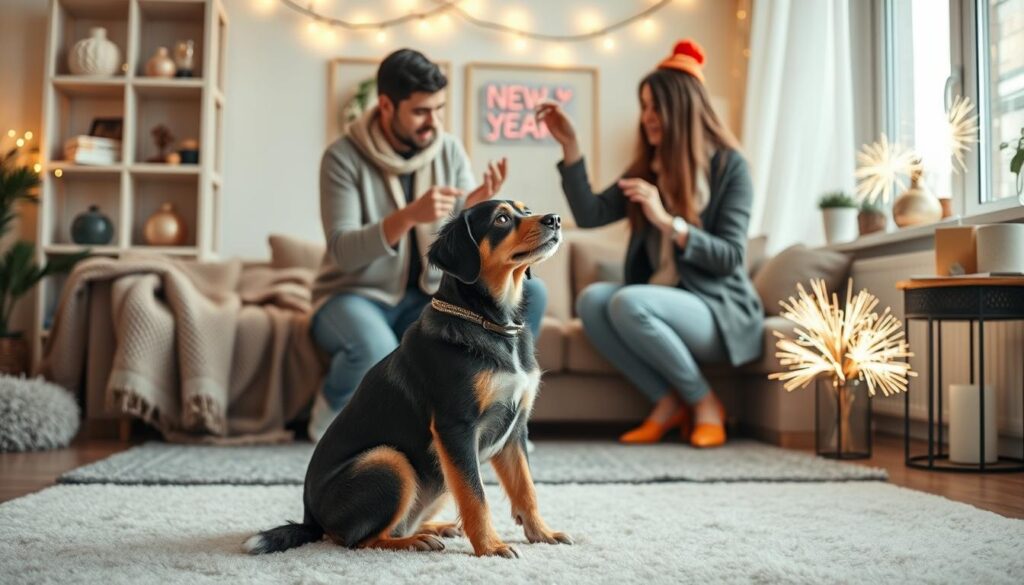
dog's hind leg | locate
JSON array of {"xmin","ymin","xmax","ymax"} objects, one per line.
[
  {"xmin": 319, "ymin": 447, "xmax": 444, "ymax": 552},
  {"xmin": 414, "ymin": 495, "xmax": 463, "ymax": 538}
]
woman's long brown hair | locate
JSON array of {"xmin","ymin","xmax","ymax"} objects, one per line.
[{"xmin": 624, "ymin": 69, "xmax": 740, "ymax": 230}]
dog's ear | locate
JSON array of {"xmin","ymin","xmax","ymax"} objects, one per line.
[{"xmin": 428, "ymin": 212, "xmax": 481, "ymax": 284}]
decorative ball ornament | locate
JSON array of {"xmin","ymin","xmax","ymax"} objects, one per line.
[{"xmin": 144, "ymin": 203, "xmax": 187, "ymax": 246}]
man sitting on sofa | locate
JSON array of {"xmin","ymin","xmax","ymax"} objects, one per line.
[{"xmin": 308, "ymin": 48, "xmax": 548, "ymax": 440}]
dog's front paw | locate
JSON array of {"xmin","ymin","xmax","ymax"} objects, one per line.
[
  {"xmin": 418, "ymin": 521, "xmax": 463, "ymax": 539},
  {"xmin": 479, "ymin": 543, "xmax": 521, "ymax": 559},
  {"xmin": 525, "ymin": 526, "xmax": 574, "ymax": 545}
]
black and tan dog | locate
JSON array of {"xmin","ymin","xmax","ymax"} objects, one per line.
[{"xmin": 245, "ymin": 200, "xmax": 570, "ymax": 558}]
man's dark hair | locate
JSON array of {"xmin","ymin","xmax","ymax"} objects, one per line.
[{"xmin": 377, "ymin": 48, "xmax": 448, "ymax": 107}]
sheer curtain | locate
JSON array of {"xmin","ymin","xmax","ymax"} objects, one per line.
[{"xmin": 742, "ymin": 0, "xmax": 857, "ymax": 252}]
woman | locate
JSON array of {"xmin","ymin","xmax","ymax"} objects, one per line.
[{"xmin": 536, "ymin": 40, "xmax": 763, "ymax": 448}]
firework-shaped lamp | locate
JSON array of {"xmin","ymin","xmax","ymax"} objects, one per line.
[{"xmin": 768, "ymin": 279, "xmax": 916, "ymax": 459}]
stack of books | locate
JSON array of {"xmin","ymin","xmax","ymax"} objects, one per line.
[{"xmin": 63, "ymin": 135, "xmax": 121, "ymax": 165}]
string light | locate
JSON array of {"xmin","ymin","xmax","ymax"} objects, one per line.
[
  {"xmin": 54, "ymin": 169, "xmax": 63, "ymax": 178},
  {"xmin": 6, "ymin": 130, "xmax": 14, "ymax": 138},
  {"xmin": 602, "ymin": 35, "xmax": 616, "ymax": 51},
  {"xmin": 23, "ymin": 131, "xmax": 33, "ymax": 140},
  {"xmin": 277, "ymin": 0, "xmax": 674, "ymax": 43}
]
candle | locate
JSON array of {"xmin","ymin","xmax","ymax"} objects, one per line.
[{"xmin": 948, "ymin": 384, "xmax": 998, "ymax": 464}]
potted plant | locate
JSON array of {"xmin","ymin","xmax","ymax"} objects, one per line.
[
  {"xmin": 999, "ymin": 127, "xmax": 1023, "ymax": 200},
  {"xmin": 857, "ymin": 198, "xmax": 887, "ymax": 236},
  {"xmin": 818, "ymin": 190, "xmax": 859, "ymax": 244},
  {"xmin": 0, "ymin": 136, "xmax": 88, "ymax": 375}
]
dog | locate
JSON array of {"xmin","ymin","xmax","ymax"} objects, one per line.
[{"xmin": 245, "ymin": 199, "xmax": 570, "ymax": 558}]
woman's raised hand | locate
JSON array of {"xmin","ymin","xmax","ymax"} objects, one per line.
[{"xmin": 536, "ymin": 101, "xmax": 581, "ymax": 165}]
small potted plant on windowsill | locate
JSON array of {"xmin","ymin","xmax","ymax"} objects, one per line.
[
  {"xmin": 819, "ymin": 190, "xmax": 859, "ymax": 244},
  {"xmin": 857, "ymin": 198, "xmax": 887, "ymax": 236},
  {"xmin": 999, "ymin": 127, "xmax": 1023, "ymax": 201},
  {"xmin": 0, "ymin": 135, "xmax": 88, "ymax": 375}
]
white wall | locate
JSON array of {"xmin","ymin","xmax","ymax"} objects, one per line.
[
  {"xmin": 0, "ymin": 0, "xmax": 749, "ymax": 260},
  {"xmin": 220, "ymin": 0, "xmax": 749, "ymax": 258}
]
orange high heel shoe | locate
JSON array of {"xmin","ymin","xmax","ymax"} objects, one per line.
[
  {"xmin": 620, "ymin": 407, "xmax": 692, "ymax": 444},
  {"xmin": 690, "ymin": 397, "xmax": 727, "ymax": 448}
]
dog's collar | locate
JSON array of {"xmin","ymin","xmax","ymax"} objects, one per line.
[{"xmin": 430, "ymin": 298, "xmax": 524, "ymax": 338}]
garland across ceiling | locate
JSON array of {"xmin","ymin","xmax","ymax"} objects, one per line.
[{"xmin": 278, "ymin": 0, "xmax": 674, "ymax": 43}]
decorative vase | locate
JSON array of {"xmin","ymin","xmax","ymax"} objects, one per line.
[
  {"xmin": 858, "ymin": 210, "xmax": 887, "ymax": 236},
  {"xmin": 178, "ymin": 138, "xmax": 199, "ymax": 164},
  {"xmin": 144, "ymin": 203, "xmax": 187, "ymax": 246},
  {"xmin": 173, "ymin": 40, "xmax": 195, "ymax": 78},
  {"xmin": 145, "ymin": 47, "xmax": 176, "ymax": 78},
  {"xmin": 821, "ymin": 207, "xmax": 859, "ymax": 244},
  {"xmin": 893, "ymin": 167, "xmax": 942, "ymax": 227},
  {"xmin": 816, "ymin": 376, "xmax": 871, "ymax": 459},
  {"xmin": 0, "ymin": 335, "xmax": 29, "ymax": 376},
  {"xmin": 68, "ymin": 27, "xmax": 120, "ymax": 76},
  {"xmin": 71, "ymin": 205, "xmax": 114, "ymax": 245}
]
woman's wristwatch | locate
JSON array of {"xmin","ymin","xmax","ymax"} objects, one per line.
[{"xmin": 671, "ymin": 216, "xmax": 687, "ymax": 238}]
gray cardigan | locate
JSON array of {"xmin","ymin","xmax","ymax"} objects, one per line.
[
  {"xmin": 558, "ymin": 150, "xmax": 764, "ymax": 366},
  {"xmin": 312, "ymin": 134, "xmax": 475, "ymax": 309}
]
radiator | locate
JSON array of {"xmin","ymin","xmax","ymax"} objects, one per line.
[{"xmin": 850, "ymin": 251, "xmax": 1024, "ymax": 440}]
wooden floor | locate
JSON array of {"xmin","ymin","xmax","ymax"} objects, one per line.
[{"xmin": 1, "ymin": 433, "xmax": 1022, "ymax": 518}]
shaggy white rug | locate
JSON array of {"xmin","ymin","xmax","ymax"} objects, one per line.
[{"xmin": 1, "ymin": 482, "xmax": 1020, "ymax": 584}]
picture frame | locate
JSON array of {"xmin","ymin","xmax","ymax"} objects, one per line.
[
  {"xmin": 88, "ymin": 117, "xmax": 124, "ymax": 141},
  {"xmin": 326, "ymin": 57, "xmax": 453, "ymax": 145},
  {"xmin": 464, "ymin": 63, "xmax": 598, "ymax": 222}
]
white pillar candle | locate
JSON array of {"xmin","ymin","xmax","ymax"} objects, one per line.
[{"xmin": 948, "ymin": 384, "xmax": 998, "ymax": 464}]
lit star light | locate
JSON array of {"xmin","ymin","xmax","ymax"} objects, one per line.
[
  {"xmin": 768, "ymin": 279, "xmax": 915, "ymax": 397},
  {"xmin": 946, "ymin": 95, "xmax": 979, "ymax": 174},
  {"xmin": 854, "ymin": 134, "xmax": 918, "ymax": 205}
]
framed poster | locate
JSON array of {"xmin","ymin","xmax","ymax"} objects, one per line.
[
  {"xmin": 327, "ymin": 57, "xmax": 453, "ymax": 145},
  {"xmin": 464, "ymin": 63, "xmax": 599, "ymax": 223}
]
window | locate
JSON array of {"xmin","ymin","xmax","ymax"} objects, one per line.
[
  {"xmin": 982, "ymin": 0, "xmax": 1024, "ymax": 203},
  {"xmin": 884, "ymin": 0, "xmax": 1024, "ymax": 217}
]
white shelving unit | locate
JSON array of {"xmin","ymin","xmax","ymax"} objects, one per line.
[{"xmin": 33, "ymin": 0, "xmax": 227, "ymax": 367}]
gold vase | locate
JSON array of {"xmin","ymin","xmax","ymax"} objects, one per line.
[
  {"xmin": 893, "ymin": 166, "xmax": 942, "ymax": 227},
  {"xmin": 143, "ymin": 203, "xmax": 186, "ymax": 246}
]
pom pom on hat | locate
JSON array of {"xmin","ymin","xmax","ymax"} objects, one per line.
[{"xmin": 658, "ymin": 38, "xmax": 706, "ymax": 83}]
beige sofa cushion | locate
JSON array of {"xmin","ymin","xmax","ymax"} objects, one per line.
[
  {"xmin": 536, "ymin": 316, "xmax": 566, "ymax": 373},
  {"xmin": 269, "ymin": 234, "xmax": 325, "ymax": 271},
  {"xmin": 739, "ymin": 315, "xmax": 798, "ymax": 375},
  {"xmin": 753, "ymin": 244, "xmax": 851, "ymax": 315},
  {"xmin": 564, "ymin": 319, "xmax": 618, "ymax": 375}
]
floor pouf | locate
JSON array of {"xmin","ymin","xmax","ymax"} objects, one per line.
[{"xmin": 0, "ymin": 375, "xmax": 80, "ymax": 452}]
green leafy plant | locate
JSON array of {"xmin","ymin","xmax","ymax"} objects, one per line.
[
  {"xmin": 818, "ymin": 191, "xmax": 858, "ymax": 209},
  {"xmin": 859, "ymin": 198, "xmax": 886, "ymax": 214},
  {"xmin": 0, "ymin": 140, "xmax": 88, "ymax": 337},
  {"xmin": 999, "ymin": 127, "xmax": 1023, "ymax": 196}
]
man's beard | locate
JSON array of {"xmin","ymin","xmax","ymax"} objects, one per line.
[{"xmin": 392, "ymin": 118, "xmax": 435, "ymax": 153}]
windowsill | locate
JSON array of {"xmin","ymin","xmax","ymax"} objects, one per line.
[{"xmin": 820, "ymin": 202, "xmax": 1024, "ymax": 254}]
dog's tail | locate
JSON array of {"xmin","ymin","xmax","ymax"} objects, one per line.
[{"xmin": 244, "ymin": 521, "xmax": 324, "ymax": 555}]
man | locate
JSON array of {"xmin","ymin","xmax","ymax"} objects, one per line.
[{"xmin": 309, "ymin": 48, "xmax": 548, "ymax": 440}]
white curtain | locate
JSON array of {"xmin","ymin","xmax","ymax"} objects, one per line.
[{"xmin": 743, "ymin": 0, "xmax": 857, "ymax": 252}]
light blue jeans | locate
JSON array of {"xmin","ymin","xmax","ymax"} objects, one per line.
[
  {"xmin": 311, "ymin": 278, "xmax": 548, "ymax": 411},
  {"xmin": 576, "ymin": 282, "xmax": 727, "ymax": 405}
]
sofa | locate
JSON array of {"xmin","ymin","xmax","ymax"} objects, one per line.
[
  {"xmin": 65, "ymin": 230, "xmax": 851, "ymax": 447},
  {"xmin": 527, "ymin": 225, "xmax": 852, "ymax": 447}
]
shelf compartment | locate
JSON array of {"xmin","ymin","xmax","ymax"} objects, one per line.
[
  {"xmin": 52, "ymin": 0, "xmax": 129, "ymax": 77},
  {"xmin": 133, "ymin": 88, "xmax": 200, "ymax": 164},
  {"xmin": 46, "ymin": 87, "xmax": 125, "ymax": 164},
  {"xmin": 135, "ymin": 0, "xmax": 206, "ymax": 79},
  {"xmin": 49, "ymin": 173, "xmax": 122, "ymax": 247},
  {"xmin": 131, "ymin": 173, "xmax": 198, "ymax": 248}
]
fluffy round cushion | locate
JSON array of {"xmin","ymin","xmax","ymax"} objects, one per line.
[{"xmin": 0, "ymin": 375, "xmax": 80, "ymax": 452}]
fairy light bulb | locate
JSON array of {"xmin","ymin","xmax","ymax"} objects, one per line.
[
  {"xmin": 6, "ymin": 129, "xmax": 14, "ymax": 138},
  {"xmin": 54, "ymin": 169, "xmax": 63, "ymax": 178},
  {"xmin": 513, "ymin": 35, "xmax": 527, "ymax": 52},
  {"xmin": 376, "ymin": 28, "xmax": 388, "ymax": 43},
  {"xmin": 33, "ymin": 163, "xmax": 42, "ymax": 173},
  {"xmin": 602, "ymin": 35, "xmax": 616, "ymax": 51},
  {"xmin": 15, "ymin": 138, "xmax": 24, "ymax": 147},
  {"xmin": 23, "ymin": 131, "xmax": 33, "ymax": 140}
]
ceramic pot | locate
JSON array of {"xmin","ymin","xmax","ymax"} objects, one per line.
[
  {"xmin": 858, "ymin": 210, "xmax": 887, "ymax": 236},
  {"xmin": 68, "ymin": 27, "xmax": 120, "ymax": 76},
  {"xmin": 145, "ymin": 47, "xmax": 176, "ymax": 78},
  {"xmin": 822, "ymin": 207, "xmax": 859, "ymax": 244},
  {"xmin": 174, "ymin": 40, "xmax": 195, "ymax": 77},
  {"xmin": 143, "ymin": 203, "xmax": 187, "ymax": 246},
  {"xmin": 893, "ymin": 168, "xmax": 942, "ymax": 227},
  {"xmin": 71, "ymin": 205, "xmax": 114, "ymax": 245}
]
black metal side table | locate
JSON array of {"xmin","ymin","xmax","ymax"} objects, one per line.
[{"xmin": 897, "ymin": 277, "xmax": 1024, "ymax": 472}]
